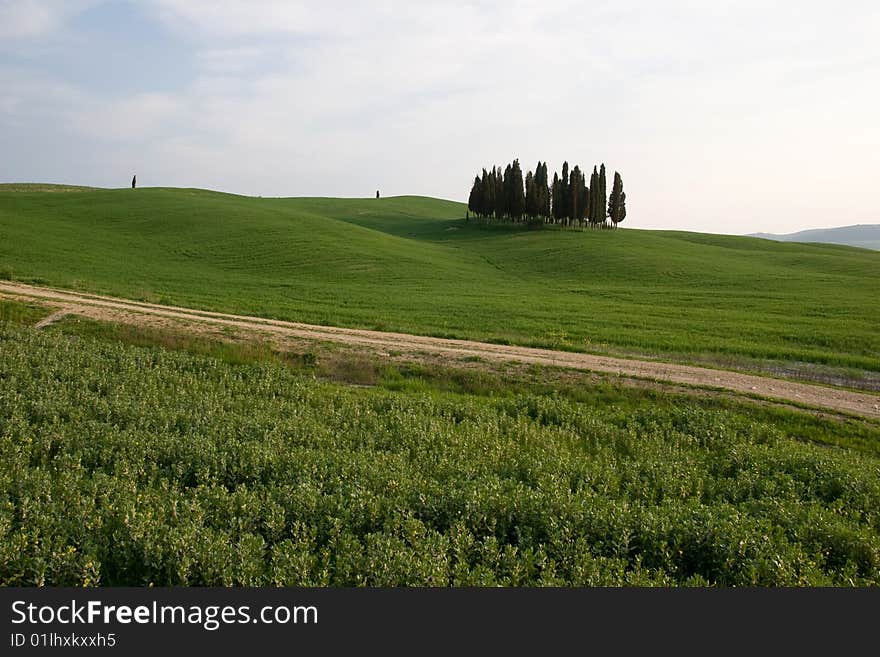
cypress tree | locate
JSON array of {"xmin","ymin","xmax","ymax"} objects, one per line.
[
  {"xmin": 588, "ymin": 166, "xmax": 599, "ymax": 228},
  {"xmin": 551, "ymin": 172, "xmax": 561, "ymax": 223},
  {"xmin": 510, "ymin": 159, "xmax": 525, "ymax": 221},
  {"xmin": 598, "ymin": 163, "xmax": 607, "ymax": 228},
  {"xmin": 540, "ymin": 162, "xmax": 551, "ymax": 220},
  {"xmin": 468, "ymin": 176, "xmax": 481, "ymax": 217},
  {"xmin": 499, "ymin": 163, "xmax": 511, "ymax": 219},
  {"xmin": 533, "ymin": 161, "xmax": 544, "ymax": 220},
  {"xmin": 492, "ymin": 166, "xmax": 504, "ymax": 219},
  {"xmin": 485, "ymin": 167, "xmax": 491, "ymax": 218},
  {"xmin": 560, "ymin": 161, "xmax": 570, "ymax": 225},
  {"xmin": 495, "ymin": 165, "xmax": 505, "ymax": 220},
  {"xmin": 583, "ymin": 174, "xmax": 591, "ymax": 227},
  {"xmin": 608, "ymin": 171, "xmax": 626, "ymax": 228},
  {"xmin": 579, "ymin": 169, "xmax": 585, "ymax": 225},
  {"xmin": 571, "ymin": 166, "xmax": 587, "ymax": 226},
  {"xmin": 503, "ymin": 164, "xmax": 511, "ymax": 220},
  {"xmin": 525, "ymin": 170, "xmax": 536, "ymax": 219}
]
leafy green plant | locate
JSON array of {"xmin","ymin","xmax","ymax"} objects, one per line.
[{"xmin": 1, "ymin": 325, "xmax": 878, "ymax": 586}]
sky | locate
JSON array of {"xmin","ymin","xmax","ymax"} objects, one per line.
[{"xmin": 1, "ymin": 0, "xmax": 879, "ymax": 234}]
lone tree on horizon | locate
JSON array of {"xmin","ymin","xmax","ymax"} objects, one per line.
[
  {"xmin": 131, "ymin": 175, "xmax": 136, "ymax": 189},
  {"xmin": 608, "ymin": 171, "xmax": 626, "ymax": 228}
]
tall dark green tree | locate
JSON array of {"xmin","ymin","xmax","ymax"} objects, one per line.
[
  {"xmin": 498, "ymin": 163, "xmax": 510, "ymax": 219},
  {"xmin": 582, "ymin": 172, "xmax": 590, "ymax": 227},
  {"xmin": 468, "ymin": 176, "xmax": 482, "ymax": 217},
  {"xmin": 524, "ymin": 170, "xmax": 537, "ymax": 219},
  {"xmin": 570, "ymin": 165, "xmax": 587, "ymax": 226},
  {"xmin": 551, "ymin": 172, "xmax": 561, "ymax": 223},
  {"xmin": 538, "ymin": 162, "xmax": 551, "ymax": 219},
  {"xmin": 588, "ymin": 166, "xmax": 600, "ymax": 228},
  {"xmin": 494, "ymin": 166, "xmax": 505, "ymax": 220},
  {"xmin": 483, "ymin": 168, "xmax": 493, "ymax": 218},
  {"xmin": 509, "ymin": 159, "xmax": 525, "ymax": 221},
  {"xmin": 532, "ymin": 161, "xmax": 544, "ymax": 220},
  {"xmin": 608, "ymin": 171, "xmax": 626, "ymax": 228},
  {"xmin": 598, "ymin": 163, "xmax": 607, "ymax": 228},
  {"xmin": 559, "ymin": 161, "xmax": 570, "ymax": 225}
]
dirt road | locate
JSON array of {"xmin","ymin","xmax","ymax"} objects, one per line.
[{"xmin": 3, "ymin": 281, "xmax": 879, "ymax": 420}]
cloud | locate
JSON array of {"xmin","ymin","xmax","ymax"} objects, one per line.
[
  {"xmin": 3, "ymin": 0, "xmax": 880, "ymax": 232},
  {"xmin": 0, "ymin": 0, "xmax": 100, "ymax": 41},
  {"xmin": 0, "ymin": 67, "xmax": 84, "ymax": 126},
  {"xmin": 72, "ymin": 92, "xmax": 187, "ymax": 141},
  {"xmin": 195, "ymin": 47, "xmax": 270, "ymax": 75},
  {"xmin": 149, "ymin": 0, "xmax": 370, "ymax": 39}
]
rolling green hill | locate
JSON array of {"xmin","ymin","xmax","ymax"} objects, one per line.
[{"xmin": 1, "ymin": 184, "xmax": 878, "ymax": 371}]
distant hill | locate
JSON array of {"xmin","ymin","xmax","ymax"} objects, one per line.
[{"xmin": 749, "ymin": 224, "xmax": 880, "ymax": 251}]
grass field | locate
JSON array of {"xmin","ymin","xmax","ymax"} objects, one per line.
[
  {"xmin": 2, "ymin": 184, "xmax": 878, "ymax": 373},
  {"xmin": 1, "ymin": 319, "xmax": 878, "ymax": 586},
  {"xmin": 2, "ymin": 224, "xmax": 879, "ymax": 587}
]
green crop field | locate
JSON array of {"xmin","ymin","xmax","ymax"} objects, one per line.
[
  {"xmin": 1, "ymin": 321, "xmax": 879, "ymax": 586},
  {"xmin": 2, "ymin": 184, "xmax": 878, "ymax": 373}
]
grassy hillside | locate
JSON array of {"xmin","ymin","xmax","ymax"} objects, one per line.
[
  {"xmin": 1, "ymin": 185, "xmax": 878, "ymax": 371},
  {"xmin": 2, "ymin": 322, "xmax": 878, "ymax": 586}
]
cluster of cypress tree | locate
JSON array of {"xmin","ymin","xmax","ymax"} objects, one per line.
[{"xmin": 468, "ymin": 160, "xmax": 626, "ymax": 229}]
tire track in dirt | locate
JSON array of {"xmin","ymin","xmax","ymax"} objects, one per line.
[{"xmin": 3, "ymin": 281, "xmax": 879, "ymax": 420}]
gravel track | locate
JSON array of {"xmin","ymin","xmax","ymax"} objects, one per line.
[{"xmin": 3, "ymin": 281, "xmax": 878, "ymax": 420}]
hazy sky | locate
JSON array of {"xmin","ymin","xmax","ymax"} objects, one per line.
[{"xmin": 2, "ymin": 1, "xmax": 879, "ymax": 234}]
